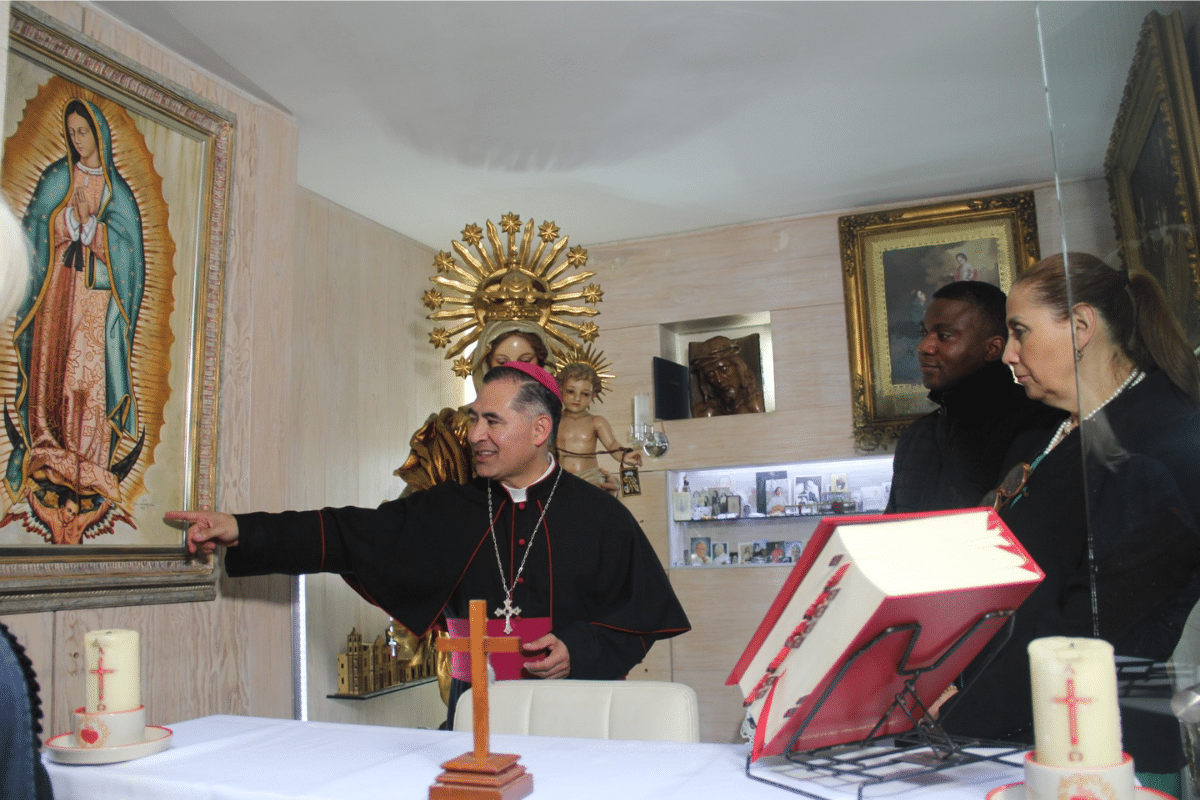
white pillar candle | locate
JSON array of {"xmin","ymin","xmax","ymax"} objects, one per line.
[
  {"xmin": 1029, "ymin": 636, "xmax": 1122, "ymax": 768},
  {"xmin": 633, "ymin": 392, "xmax": 650, "ymax": 429},
  {"xmin": 84, "ymin": 629, "xmax": 141, "ymax": 713}
]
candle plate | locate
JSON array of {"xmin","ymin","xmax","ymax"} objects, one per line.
[
  {"xmin": 46, "ymin": 725, "xmax": 172, "ymax": 765},
  {"xmin": 986, "ymin": 782, "xmax": 1177, "ymax": 799}
]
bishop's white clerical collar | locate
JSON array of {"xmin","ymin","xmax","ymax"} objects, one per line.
[{"xmin": 500, "ymin": 457, "xmax": 557, "ymax": 503}]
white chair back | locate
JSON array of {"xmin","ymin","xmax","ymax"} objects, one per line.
[{"xmin": 452, "ymin": 679, "xmax": 700, "ymax": 743}]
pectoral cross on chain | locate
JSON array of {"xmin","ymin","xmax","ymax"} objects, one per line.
[{"xmin": 494, "ymin": 597, "xmax": 521, "ymax": 634}]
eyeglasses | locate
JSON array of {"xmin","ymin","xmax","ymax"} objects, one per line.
[{"xmin": 982, "ymin": 462, "xmax": 1032, "ymax": 513}]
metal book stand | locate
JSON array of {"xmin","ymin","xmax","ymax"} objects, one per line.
[{"xmin": 744, "ymin": 610, "xmax": 1027, "ymax": 799}]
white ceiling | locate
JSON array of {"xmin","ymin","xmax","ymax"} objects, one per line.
[{"xmin": 93, "ymin": 1, "xmax": 1167, "ymax": 250}]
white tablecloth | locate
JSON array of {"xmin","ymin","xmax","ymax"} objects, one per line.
[{"xmin": 44, "ymin": 715, "xmax": 1026, "ymax": 800}]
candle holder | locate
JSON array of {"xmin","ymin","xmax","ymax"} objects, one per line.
[
  {"xmin": 45, "ymin": 629, "xmax": 173, "ymax": 765},
  {"xmin": 986, "ymin": 752, "xmax": 1173, "ymax": 799},
  {"xmin": 45, "ymin": 705, "xmax": 172, "ymax": 765}
]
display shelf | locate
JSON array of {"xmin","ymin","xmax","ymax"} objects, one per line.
[
  {"xmin": 327, "ymin": 676, "xmax": 437, "ymax": 700},
  {"xmin": 669, "ymin": 455, "xmax": 893, "ymax": 567}
]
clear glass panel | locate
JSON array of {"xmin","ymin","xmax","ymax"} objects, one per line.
[{"xmin": 1035, "ymin": 1, "xmax": 1200, "ymax": 785}]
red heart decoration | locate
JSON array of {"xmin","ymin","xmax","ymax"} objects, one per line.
[{"xmin": 80, "ymin": 728, "xmax": 99, "ymax": 744}]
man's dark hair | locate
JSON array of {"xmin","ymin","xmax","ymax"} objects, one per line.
[
  {"xmin": 483, "ymin": 365, "xmax": 563, "ymax": 444},
  {"xmin": 932, "ymin": 280, "xmax": 1008, "ymax": 339}
]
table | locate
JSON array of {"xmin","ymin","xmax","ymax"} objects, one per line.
[{"xmin": 44, "ymin": 715, "xmax": 1026, "ymax": 800}]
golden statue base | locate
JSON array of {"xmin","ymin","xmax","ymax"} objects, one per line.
[{"xmin": 429, "ymin": 752, "xmax": 533, "ymax": 800}]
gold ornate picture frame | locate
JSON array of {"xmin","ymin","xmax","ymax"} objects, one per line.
[
  {"xmin": 0, "ymin": 5, "xmax": 234, "ymax": 611},
  {"xmin": 1105, "ymin": 10, "xmax": 1200, "ymax": 349},
  {"xmin": 838, "ymin": 191, "xmax": 1039, "ymax": 451}
]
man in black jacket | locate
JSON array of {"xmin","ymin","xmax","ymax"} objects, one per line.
[{"xmin": 886, "ymin": 281, "xmax": 1062, "ymax": 513}]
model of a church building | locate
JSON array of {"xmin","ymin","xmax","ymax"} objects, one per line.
[{"xmin": 336, "ymin": 623, "xmax": 436, "ymax": 696}]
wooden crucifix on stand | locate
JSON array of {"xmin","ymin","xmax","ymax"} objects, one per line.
[{"xmin": 429, "ymin": 600, "xmax": 534, "ymax": 800}]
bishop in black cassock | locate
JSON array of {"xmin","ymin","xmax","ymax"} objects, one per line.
[{"xmin": 169, "ymin": 362, "xmax": 690, "ymax": 696}]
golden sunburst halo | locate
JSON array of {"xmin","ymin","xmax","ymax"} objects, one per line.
[
  {"xmin": 555, "ymin": 343, "xmax": 615, "ymax": 402},
  {"xmin": 423, "ymin": 213, "xmax": 604, "ymax": 374}
]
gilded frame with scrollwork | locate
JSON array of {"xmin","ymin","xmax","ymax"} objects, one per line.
[
  {"xmin": 1105, "ymin": 10, "xmax": 1200, "ymax": 350},
  {"xmin": 838, "ymin": 192, "xmax": 1039, "ymax": 452},
  {"xmin": 0, "ymin": 4, "xmax": 233, "ymax": 611}
]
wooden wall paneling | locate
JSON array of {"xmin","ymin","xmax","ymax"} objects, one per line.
[
  {"xmin": 219, "ymin": 95, "xmax": 298, "ymax": 720},
  {"xmin": 761, "ymin": 303, "xmax": 853, "ymax": 413},
  {"xmin": 669, "ymin": 567, "xmax": 791, "ymax": 743},
  {"xmin": 591, "ymin": 215, "xmax": 845, "ymax": 331},
  {"xmin": 356, "ymin": 218, "xmax": 388, "ymax": 508},
  {"xmin": 291, "ymin": 192, "xmax": 331, "ymax": 507},
  {"xmin": 290, "ymin": 191, "xmax": 451, "ymax": 727},
  {"xmin": 324, "ymin": 201, "xmax": 359, "ymax": 507}
]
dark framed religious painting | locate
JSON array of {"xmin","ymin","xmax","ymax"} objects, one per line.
[
  {"xmin": 1105, "ymin": 10, "xmax": 1200, "ymax": 350},
  {"xmin": 0, "ymin": 5, "xmax": 234, "ymax": 612},
  {"xmin": 838, "ymin": 191, "xmax": 1040, "ymax": 451}
]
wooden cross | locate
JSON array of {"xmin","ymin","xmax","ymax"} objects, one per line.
[{"xmin": 437, "ymin": 599, "xmax": 522, "ymax": 761}]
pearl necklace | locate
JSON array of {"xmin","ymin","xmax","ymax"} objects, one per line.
[
  {"xmin": 76, "ymin": 161, "xmax": 102, "ymax": 188},
  {"xmin": 486, "ymin": 466, "xmax": 561, "ymax": 634},
  {"xmin": 1040, "ymin": 368, "xmax": 1145, "ymax": 458}
]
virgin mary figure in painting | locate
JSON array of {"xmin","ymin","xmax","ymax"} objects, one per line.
[{"xmin": 4, "ymin": 98, "xmax": 145, "ymax": 544}]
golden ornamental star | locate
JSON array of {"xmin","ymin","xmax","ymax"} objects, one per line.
[
  {"xmin": 460, "ymin": 224, "xmax": 483, "ymax": 247},
  {"xmin": 538, "ymin": 221, "xmax": 560, "ymax": 242},
  {"xmin": 581, "ymin": 284, "xmax": 603, "ymax": 304},
  {"xmin": 578, "ymin": 322, "xmax": 600, "ymax": 342},
  {"xmin": 422, "ymin": 289, "xmax": 444, "ymax": 310},
  {"xmin": 429, "ymin": 328, "xmax": 451, "ymax": 349},
  {"xmin": 433, "ymin": 251, "xmax": 456, "ymax": 273},
  {"xmin": 452, "ymin": 357, "xmax": 474, "ymax": 378},
  {"xmin": 500, "ymin": 213, "xmax": 522, "ymax": 234},
  {"xmin": 566, "ymin": 245, "xmax": 588, "ymax": 267}
]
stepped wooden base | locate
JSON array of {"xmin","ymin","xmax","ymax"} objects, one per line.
[{"xmin": 429, "ymin": 752, "xmax": 534, "ymax": 800}]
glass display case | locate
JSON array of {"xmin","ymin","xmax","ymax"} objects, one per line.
[{"xmin": 669, "ymin": 455, "xmax": 893, "ymax": 567}]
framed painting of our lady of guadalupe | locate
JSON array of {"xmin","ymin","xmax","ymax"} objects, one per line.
[{"xmin": 0, "ymin": 5, "xmax": 234, "ymax": 611}]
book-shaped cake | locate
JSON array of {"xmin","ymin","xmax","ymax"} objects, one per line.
[{"xmin": 727, "ymin": 507, "xmax": 1043, "ymax": 760}]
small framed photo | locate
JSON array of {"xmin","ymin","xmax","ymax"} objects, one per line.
[
  {"xmin": 710, "ymin": 541, "xmax": 731, "ymax": 565},
  {"xmin": 688, "ymin": 536, "xmax": 712, "ymax": 565},
  {"xmin": 738, "ymin": 542, "xmax": 755, "ymax": 564},
  {"xmin": 784, "ymin": 541, "xmax": 805, "ymax": 563},
  {"xmin": 829, "ymin": 473, "xmax": 849, "ymax": 493},
  {"xmin": 755, "ymin": 470, "xmax": 788, "ymax": 515},
  {"xmin": 859, "ymin": 485, "xmax": 886, "ymax": 512},
  {"xmin": 766, "ymin": 541, "xmax": 787, "ymax": 563},
  {"xmin": 794, "ymin": 475, "xmax": 822, "ymax": 504}
]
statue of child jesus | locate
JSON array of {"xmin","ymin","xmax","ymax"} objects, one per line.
[{"xmin": 556, "ymin": 363, "xmax": 641, "ymax": 494}]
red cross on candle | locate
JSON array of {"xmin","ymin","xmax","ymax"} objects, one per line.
[
  {"xmin": 1052, "ymin": 669, "xmax": 1093, "ymax": 760},
  {"xmin": 90, "ymin": 646, "xmax": 115, "ymax": 711}
]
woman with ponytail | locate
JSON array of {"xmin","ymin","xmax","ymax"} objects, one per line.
[{"xmin": 943, "ymin": 253, "xmax": 1200, "ymax": 786}]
